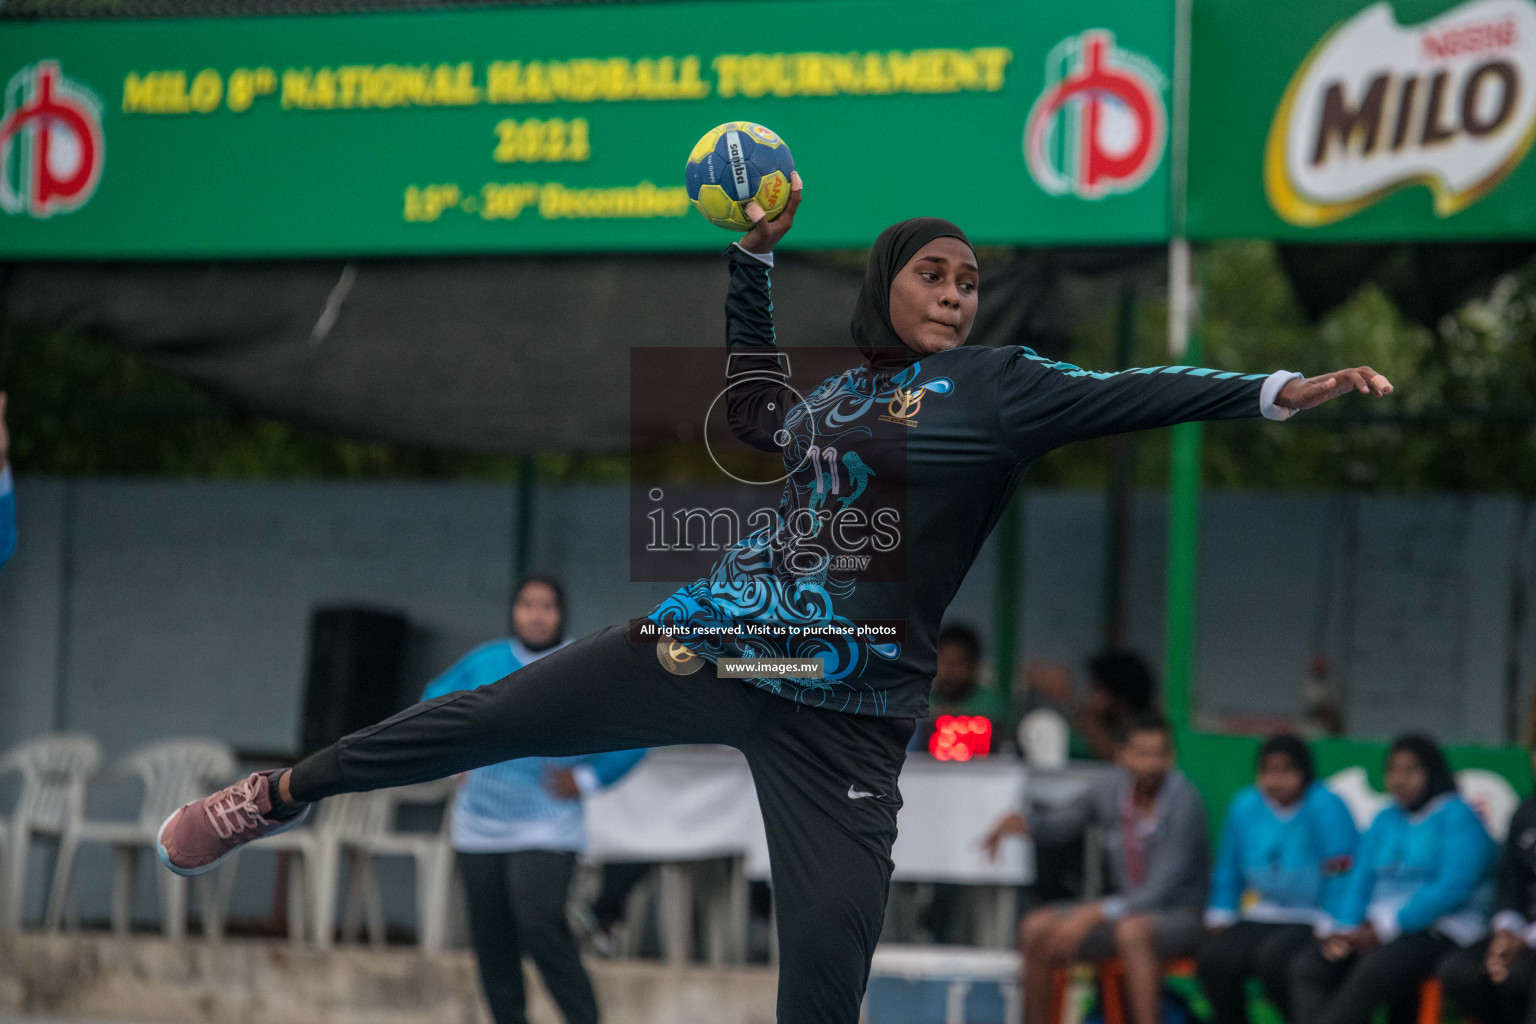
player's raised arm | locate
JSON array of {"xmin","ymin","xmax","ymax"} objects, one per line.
[
  {"xmin": 723, "ymin": 174, "xmax": 803, "ymax": 453},
  {"xmin": 995, "ymin": 347, "xmax": 1393, "ymax": 460}
]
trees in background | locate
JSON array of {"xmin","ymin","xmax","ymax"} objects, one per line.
[{"xmin": 3, "ymin": 241, "xmax": 1532, "ymax": 491}]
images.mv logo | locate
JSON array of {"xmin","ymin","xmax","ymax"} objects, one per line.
[
  {"xmin": 1, "ymin": 60, "xmax": 104, "ymax": 219},
  {"xmin": 1024, "ymin": 29, "xmax": 1168, "ymax": 200}
]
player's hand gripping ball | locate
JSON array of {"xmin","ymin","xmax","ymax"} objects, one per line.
[{"xmin": 685, "ymin": 122, "xmax": 795, "ymax": 231}]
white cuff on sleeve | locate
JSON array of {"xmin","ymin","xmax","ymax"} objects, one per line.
[
  {"xmin": 1205, "ymin": 907, "xmax": 1238, "ymax": 928},
  {"xmin": 1260, "ymin": 370, "xmax": 1304, "ymax": 421},
  {"xmin": 571, "ymin": 765, "xmax": 601, "ymax": 796},
  {"xmin": 733, "ymin": 242, "xmax": 774, "ymax": 267},
  {"xmin": 1314, "ymin": 916, "xmax": 1344, "ymax": 939},
  {"xmin": 1368, "ymin": 906, "xmax": 1402, "ymax": 944},
  {"xmin": 0, "ymin": 463, "xmax": 11, "ymax": 496},
  {"xmin": 1101, "ymin": 897, "xmax": 1128, "ymax": 920},
  {"xmin": 1493, "ymin": 910, "xmax": 1529, "ymax": 937}
]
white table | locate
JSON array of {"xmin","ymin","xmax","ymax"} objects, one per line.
[
  {"xmin": 584, "ymin": 747, "xmax": 1077, "ymax": 955},
  {"xmin": 586, "ymin": 746, "xmax": 766, "ymax": 867},
  {"xmin": 587, "ymin": 747, "xmax": 1039, "ymax": 882},
  {"xmin": 891, "ymin": 756, "xmax": 1031, "ymax": 885},
  {"xmin": 890, "ymin": 756, "xmax": 1031, "ymax": 948},
  {"xmin": 584, "ymin": 746, "xmax": 761, "ymax": 964}
]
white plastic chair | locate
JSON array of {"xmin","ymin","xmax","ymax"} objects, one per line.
[
  {"xmin": 0, "ymin": 734, "xmax": 101, "ymax": 933},
  {"xmin": 45, "ymin": 738, "xmax": 237, "ymax": 940},
  {"xmin": 212, "ymin": 789, "xmax": 361, "ymax": 948},
  {"xmin": 337, "ymin": 780, "xmax": 456, "ymax": 952},
  {"xmin": 1324, "ymin": 766, "xmax": 1392, "ymax": 831},
  {"xmin": 1456, "ymin": 769, "xmax": 1520, "ymax": 842}
]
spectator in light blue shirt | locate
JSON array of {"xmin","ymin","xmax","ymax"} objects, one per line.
[
  {"xmin": 1290, "ymin": 734, "xmax": 1495, "ymax": 1024},
  {"xmin": 0, "ymin": 393, "xmax": 14, "ymax": 572},
  {"xmin": 423, "ymin": 574, "xmax": 644, "ymax": 1024},
  {"xmin": 1198, "ymin": 734, "xmax": 1359, "ymax": 1024}
]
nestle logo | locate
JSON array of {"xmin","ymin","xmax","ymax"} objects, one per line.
[{"xmin": 1421, "ymin": 17, "xmax": 1518, "ymax": 60}]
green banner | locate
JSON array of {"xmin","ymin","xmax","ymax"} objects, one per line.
[
  {"xmin": 0, "ymin": 0, "xmax": 1172, "ymax": 258},
  {"xmin": 1189, "ymin": 0, "xmax": 1536, "ymax": 240}
]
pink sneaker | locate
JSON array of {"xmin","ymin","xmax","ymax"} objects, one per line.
[{"xmin": 157, "ymin": 771, "xmax": 310, "ymax": 876}]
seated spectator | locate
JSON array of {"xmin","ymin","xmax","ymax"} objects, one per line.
[
  {"xmin": 1198, "ymin": 735, "xmax": 1359, "ymax": 1024},
  {"xmin": 985, "ymin": 714, "xmax": 1209, "ymax": 1024},
  {"xmin": 1290, "ymin": 735, "xmax": 1494, "ymax": 1024},
  {"xmin": 1439, "ymin": 743, "xmax": 1536, "ymax": 1024},
  {"xmin": 1, "ymin": 393, "xmax": 13, "ymax": 571},
  {"xmin": 1023, "ymin": 649, "xmax": 1159, "ymax": 762}
]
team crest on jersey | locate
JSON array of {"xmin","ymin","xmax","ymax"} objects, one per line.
[
  {"xmin": 879, "ymin": 387, "xmax": 927, "ymax": 427},
  {"xmin": 656, "ymin": 639, "xmax": 704, "ymax": 675}
]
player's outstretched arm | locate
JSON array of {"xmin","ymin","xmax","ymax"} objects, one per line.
[
  {"xmin": 1274, "ymin": 366, "xmax": 1393, "ymax": 411},
  {"xmin": 996, "ymin": 348, "xmax": 1394, "ymax": 459},
  {"xmin": 725, "ymin": 174, "xmax": 803, "ymax": 453}
]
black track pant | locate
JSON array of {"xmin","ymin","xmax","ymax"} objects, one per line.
[
  {"xmin": 459, "ymin": 850, "xmax": 597, "ymax": 1024},
  {"xmin": 289, "ymin": 622, "xmax": 914, "ymax": 1024},
  {"xmin": 1439, "ymin": 938, "xmax": 1536, "ymax": 1024},
  {"xmin": 1196, "ymin": 921, "xmax": 1313, "ymax": 1024},
  {"xmin": 1289, "ymin": 932, "xmax": 1456, "ymax": 1024}
]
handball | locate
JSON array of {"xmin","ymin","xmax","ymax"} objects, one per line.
[{"xmin": 685, "ymin": 121, "xmax": 795, "ymax": 231}]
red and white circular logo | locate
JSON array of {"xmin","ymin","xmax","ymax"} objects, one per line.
[
  {"xmin": 1024, "ymin": 30, "xmax": 1167, "ymax": 200},
  {"xmin": 1, "ymin": 60, "xmax": 105, "ymax": 219}
]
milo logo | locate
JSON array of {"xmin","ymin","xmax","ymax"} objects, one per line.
[{"xmin": 1266, "ymin": 0, "xmax": 1536, "ymax": 225}]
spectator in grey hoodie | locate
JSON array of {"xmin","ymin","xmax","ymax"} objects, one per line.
[{"xmin": 986, "ymin": 714, "xmax": 1210, "ymax": 1024}]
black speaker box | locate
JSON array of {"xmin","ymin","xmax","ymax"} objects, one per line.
[{"xmin": 300, "ymin": 605, "xmax": 410, "ymax": 756}]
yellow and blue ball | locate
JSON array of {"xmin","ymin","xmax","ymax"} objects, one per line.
[{"xmin": 685, "ymin": 121, "xmax": 795, "ymax": 231}]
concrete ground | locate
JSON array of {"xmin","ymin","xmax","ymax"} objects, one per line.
[{"xmin": 1, "ymin": 934, "xmax": 779, "ymax": 1024}]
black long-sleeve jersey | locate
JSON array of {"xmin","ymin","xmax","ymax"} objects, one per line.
[{"xmin": 647, "ymin": 247, "xmax": 1293, "ymax": 718}]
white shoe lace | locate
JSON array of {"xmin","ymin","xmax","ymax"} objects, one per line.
[{"xmin": 205, "ymin": 776, "xmax": 270, "ymax": 840}]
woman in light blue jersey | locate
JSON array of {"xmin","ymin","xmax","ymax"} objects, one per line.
[
  {"xmin": 422, "ymin": 575, "xmax": 644, "ymax": 1024},
  {"xmin": 1289, "ymin": 735, "xmax": 1495, "ymax": 1024},
  {"xmin": 1197, "ymin": 734, "xmax": 1358, "ymax": 1024}
]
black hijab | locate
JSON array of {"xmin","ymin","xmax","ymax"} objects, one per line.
[
  {"xmin": 851, "ymin": 217, "xmax": 975, "ymax": 374},
  {"xmin": 1258, "ymin": 733, "xmax": 1315, "ymax": 788},
  {"xmin": 511, "ymin": 572, "xmax": 567, "ymax": 652},
  {"xmin": 1388, "ymin": 733, "xmax": 1458, "ymax": 813}
]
